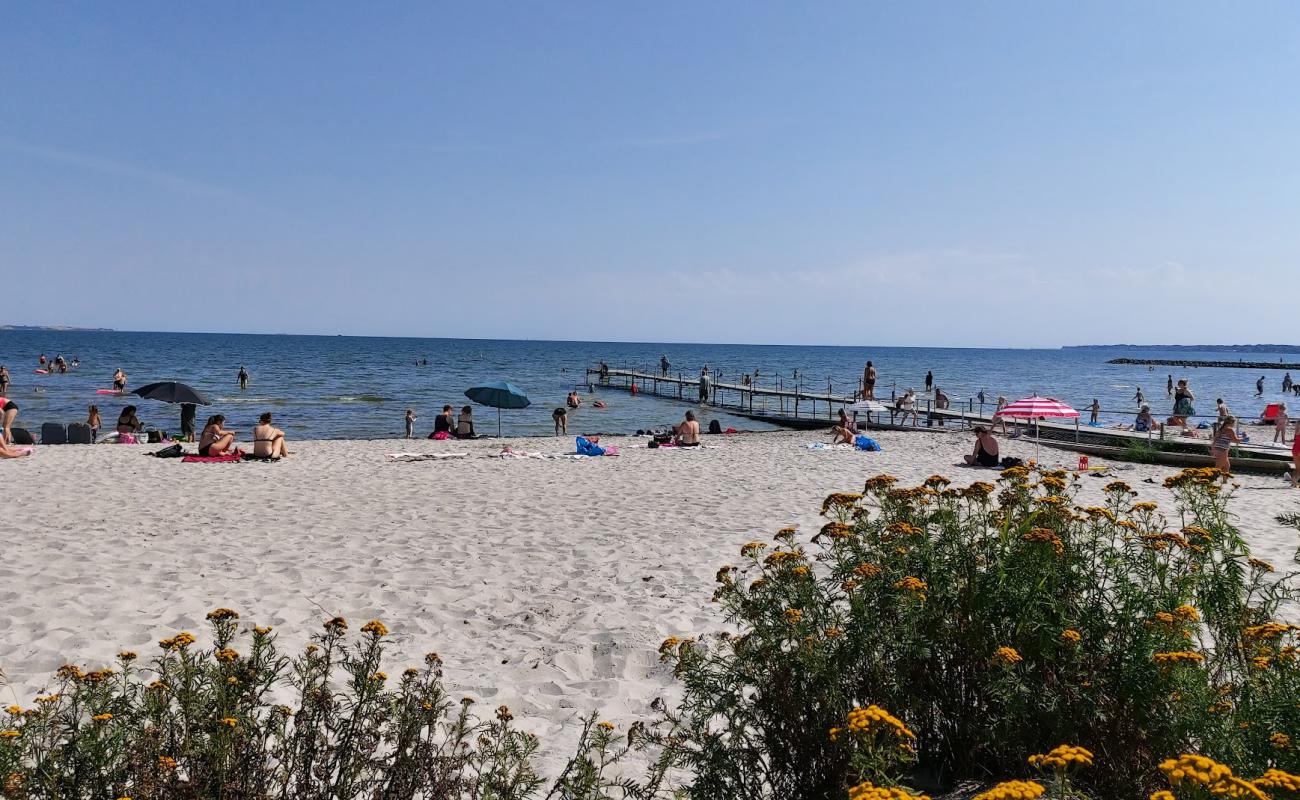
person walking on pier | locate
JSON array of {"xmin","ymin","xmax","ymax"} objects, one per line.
[
  {"xmin": 1088, "ymin": 399, "xmax": 1100, "ymax": 425},
  {"xmin": 924, "ymin": 371, "xmax": 933, "ymax": 394},
  {"xmin": 862, "ymin": 361, "xmax": 877, "ymax": 400},
  {"xmin": 698, "ymin": 366, "xmax": 711, "ymax": 404},
  {"xmin": 1257, "ymin": 376, "xmax": 1266, "ymax": 397},
  {"xmin": 660, "ymin": 355, "xmax": 670, "ymax": 377}
]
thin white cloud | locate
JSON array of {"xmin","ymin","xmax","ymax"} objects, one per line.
[{"xmin": 0, "ymin": 138, "xmax": 236, "ymax": 199}]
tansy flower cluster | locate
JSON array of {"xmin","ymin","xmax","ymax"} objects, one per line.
[
  {"xmin": 1157, "ymin": 755, "xmax": 1268, "ymax": 800},
  {"xmin": 828, "ymin": 705, "xmax": 916, "ymax": 746},
  {"xmin": 971, "ymin": 780, "xmax": 1044, "ymax": 800},
  {"xmin": 847, "ymin": 782, "xmax": 931, "ymax": 800},
  {"xmin": 1027, "ymin": 744, "xmax": 1093, "ymax": 772},
  {"xmin": 993, "ymin": 647, "xmax": 1023, "ymax": 666}
]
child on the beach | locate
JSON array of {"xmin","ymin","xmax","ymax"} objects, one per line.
[
  {"xmin": 1274, "ymin": 403, "xmax": 1289, "ymax": 445},
  {"xmin": 87, "ymin": 404, "xmax": 101, "ymax": 441},
  {"xmin": 405, "ymin": 408, "xmax": 417, "ymax": 439}
]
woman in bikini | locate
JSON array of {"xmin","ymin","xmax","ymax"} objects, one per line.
[
  {"xmin": 0, "ymin": 395, "xmax": 17, "ymax": 444},
  {"xmin": 116, "ymin": 405, "xmax": 143, "ymax": 436},
  {"xmin": 964, "ymin": 426, "xmax": 1000, "ymax": 467},
  {"xmin": 1210, "ymin": 415, "xmax": 1239, "ymax": 476},
  {"xmin": 198, "ymin": 415, "xmax": 237, "ymax": 457},
  {"xmin": 831, "ymin": 408, "xmax": 857, "ymax": 444},
  {"xmin": 252, "ymin": 412, "xmax": 290, "ymax": 458}
]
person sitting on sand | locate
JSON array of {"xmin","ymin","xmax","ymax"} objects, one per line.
[
  {"xmin": 553, "ymin": 407, "xmax": 568, "ymax": 436},
  {"xmin": 963, "ymin": 426, "xmax": 1000, "ymax": 467},
  {"xmin": 1210, "ymin": 415, "xmax": 1239, "ymax": 476},
  {"xmin": 831, "ymin": 408, "xmax": 857, "ymax": 444},
  {"xmin": 253, "ymin": 412, "xmax": 290, "ymax": 458},
  {"xmin": 1134, "ymin": 405, "xmax": 1154, "ymax": 433},
  {"xmin": 1274, "ymin": 403, "xmax": 1289, "ymax": 445},
  {"xmin": 116, "ymin": 405, "xmax": 143, "ymax": 435},
  {"xmin": 198, "ymin": 415, "xmax": 237, "ymax": 457},
  {"xmin": 0, "ymin": 435, "xmax": 32, "ymax": 458},
  {"xmin": 432, "ymin": 405, "xmax": 454, "ymax": 437},
  {"xmin": 675, "ymin": 410, "xmax": 701, "ymax": 446},
  {"xmin": 456, "ymin": 406, "xmax": 475, "ymax": 439}
]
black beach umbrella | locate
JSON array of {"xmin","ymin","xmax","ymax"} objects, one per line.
[
  {"xmin": 132, "ymin": 381, "xmax": 212, "ymax": 406},
  {"xmin": 132, "ymin": 381, "xmax": 212, "ymax": 434},
  {"xmin": 464, "ymin": 381, "xmax": 531, "ymax": 437}
]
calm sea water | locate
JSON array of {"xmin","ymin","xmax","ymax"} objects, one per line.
[{"xmin": 0, "ymin": 331, "xmax": 1295, "ymax": 439}]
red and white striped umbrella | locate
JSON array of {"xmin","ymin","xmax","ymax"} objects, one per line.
[{"xmin": 994, "ymin": 396, "xmax": 1079, "ymax": 419}]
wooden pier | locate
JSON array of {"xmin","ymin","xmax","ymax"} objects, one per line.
[{"xmin": 584, "ymin": 366, "xmax": 1294, "ymax": 471}]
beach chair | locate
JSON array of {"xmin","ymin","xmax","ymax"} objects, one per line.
[{"xmin": 66, "ymin": 422, "xmax": 93, "ymax": 444}]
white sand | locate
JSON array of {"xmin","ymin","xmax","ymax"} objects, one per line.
[{"xmin": 2, "ymin": 428, "xmax": 1297, "ymax": 771}]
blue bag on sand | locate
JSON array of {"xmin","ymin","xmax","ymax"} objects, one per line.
[
  {"xmin": 576, "ymin": 436, "xmax": 605, "ymax": 457},
  {"xmin": 854, "ymin": 435, "xmax": 881, "ymax": 452}
]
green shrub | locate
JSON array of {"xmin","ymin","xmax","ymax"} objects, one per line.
[{"xmin": 656, "ymin": 467, "xmax": 1300, "ymax": 799}]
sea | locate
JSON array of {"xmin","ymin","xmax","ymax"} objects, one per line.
[{"xmin": 0, "ymin": 331, "xmax": 1295, "ymax": 440}]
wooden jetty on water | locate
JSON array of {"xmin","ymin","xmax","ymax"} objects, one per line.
[{"xmin": 584, "ymin": 366, "xmax": 1294, "ymax": 472}]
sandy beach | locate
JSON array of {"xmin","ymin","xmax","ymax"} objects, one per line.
[{"xmin": 3, "ymin": 428, "xmax": 1298, "ymax": 771}]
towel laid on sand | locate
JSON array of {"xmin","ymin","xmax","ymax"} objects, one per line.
[
  {"xmin": 386, "ymin": 452, "xmax": 470, "ymax": 462},
  {"xmin": 182, "ymin": 452, "xmax": 243, "ymax": 463}
]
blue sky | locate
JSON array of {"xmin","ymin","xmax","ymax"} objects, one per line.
[{"xmin": 2, "ymin": 2, "xmax": 1297, "ymax": 346}]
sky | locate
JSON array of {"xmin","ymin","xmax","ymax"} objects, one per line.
[{"xmin": 2, "ymin": 2, "xmax": 1298, "ymax": 347}]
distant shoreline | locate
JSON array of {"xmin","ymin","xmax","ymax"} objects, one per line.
[
  {"xmin": 1069, "ymin": 344, "xmax": 1300, "ymax": 353},
  {"xmin": 0, "ymin": 325, "xmax": 114, "ymax": 332}
]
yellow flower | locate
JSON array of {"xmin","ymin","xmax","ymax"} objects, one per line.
[
  {"xmin": 3, "ymin": 706, "xmax": 21, "ymax": 715},
  {"xmin": 972, "ymin": 780, "xmax": 1044, "ymax": 800},
  {"xmin": 159, "ymin": 631, "xmax": 196, "ymax": 650},
  {"xmin": 1150, "ymin": 792, "xmax": 1176, "ymax": 800},
  {"xmin": 91, "ymin": 713, "xmax": 113, "ymax": 723},
  {"xmin": 993, "ymin": 647, "xmax": 1022, "ymax": 666},
  {"xmin": 158, "ymin": 755, "xmax": 178, "ymax": 769},
  {"xmin": 323, "ymin": 616, "xmax": 348, "ymax": 633},
  {"xmin": 1173, "ymin": 605, "xmax": 1199, "ymax": 622},
  {"xmin": 1153, "ymin": 651, "xmax": 1205, "ymax": 666},
  {"xmin": 361, "ymin": 619, "xmax": 389, "ymax": 637},
  {"xmin": 205, "ymin": 607, "xmax": 239, "ymax": 621},
  {"xmin": 597, "ymin": 721, "xmax": 615, "ymax": 731},
  {"xmin": 863, "ymin": 474, "xmax": 899, "ymax": 492},
  {"xmin": 847, "ymin": 782, "xmax": 931, "ymax": 799},
  {"xmin": 1028, "ymin": 744, "xmax": 1094, "ymax": 772},
  {"xmin": 219, "ymin": 717, "xmax": 238, "ymax": 728},
  {"xmin": 740, "ymin": 541, "xmax": 767, "ymax": 557},
  {"xmin": 370, "ymin": 672, "xmax": 387, "ymax": 682},
  {"xmin": 254, "ymin": 625, "xmax": 273, "ymax": 635},
  {"xmin": 834, "ymin": 705, "xmax": 916, "ymax": 746},
  {"xmin": 791, "ymin": 565, "xmax": 811, "ymax": 577},
  {"xmin": 1132, "ymin": 501, "xmax": 1158, "ymax": 512},
  {"xmin": 117, "ymin": 650, "xmax": 138, "ymax": 662},
  {"xmin": 1270, "ymin": 732, "xmax": 1292, "ymax": 750},
  {"xmin": 215, "ymin": 648, "xmax": 239, "ymax": 663},
  {"xmin": 1255, "ymin": 769, "xmax": 1300, "ymax": 793},
  {"xmin": 0, "ymin": 730, "xmax": 20, "ymax": 739},
  {"xmin": 1059, "ymin": 629, "xmax": 1081, "ymax": 644},
  {"xmin": 1020, "ymin": 528, "xmax": 1063, "ymax": 555},
  {"xmin": 1249, "ymin": 558, "xmax": 1275, "ymax": 573},
  {"xmin": 822, "ymin": 492, "xmax": 863, "ymax": 514},
  {"xmin": 784, "ymin": 608, "xmax": 804, "ymax": 624},
  {"xmin": 1158, "ymin": 754, "xmax": 1268, "ymax": 800}
]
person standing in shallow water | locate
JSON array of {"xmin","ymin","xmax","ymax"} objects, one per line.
[{"xmin": 1167, "ymin": 374, "xmax": 1174, "ymax": 396}]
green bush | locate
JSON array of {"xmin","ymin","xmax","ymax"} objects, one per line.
[{"xmin": 656, "ymin": 467, "xmax": 1300, "ymax": 799}]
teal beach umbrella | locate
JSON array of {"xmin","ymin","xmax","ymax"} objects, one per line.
[{"xmin": 464, "ymin": 381, "xmax": 531, "ymax": 437}]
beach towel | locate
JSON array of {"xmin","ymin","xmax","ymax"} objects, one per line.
[
  {"xmin": 854, "ymin": 435, "xmax": 882, "ymax": 451},
  {"xmin": 575, "ymin": 436, "xmax": 605, "ymax": 457},
  {"xmin": 806, "ymin": 442, "xmax": 852, "ymax": 450},
  {"xmin": 181, "ymin": 452, "xmax": 243, "ymax": 463},
  {"xmin": 386, "ymin": 452, "xmax": 469, "ymax": 462}
]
